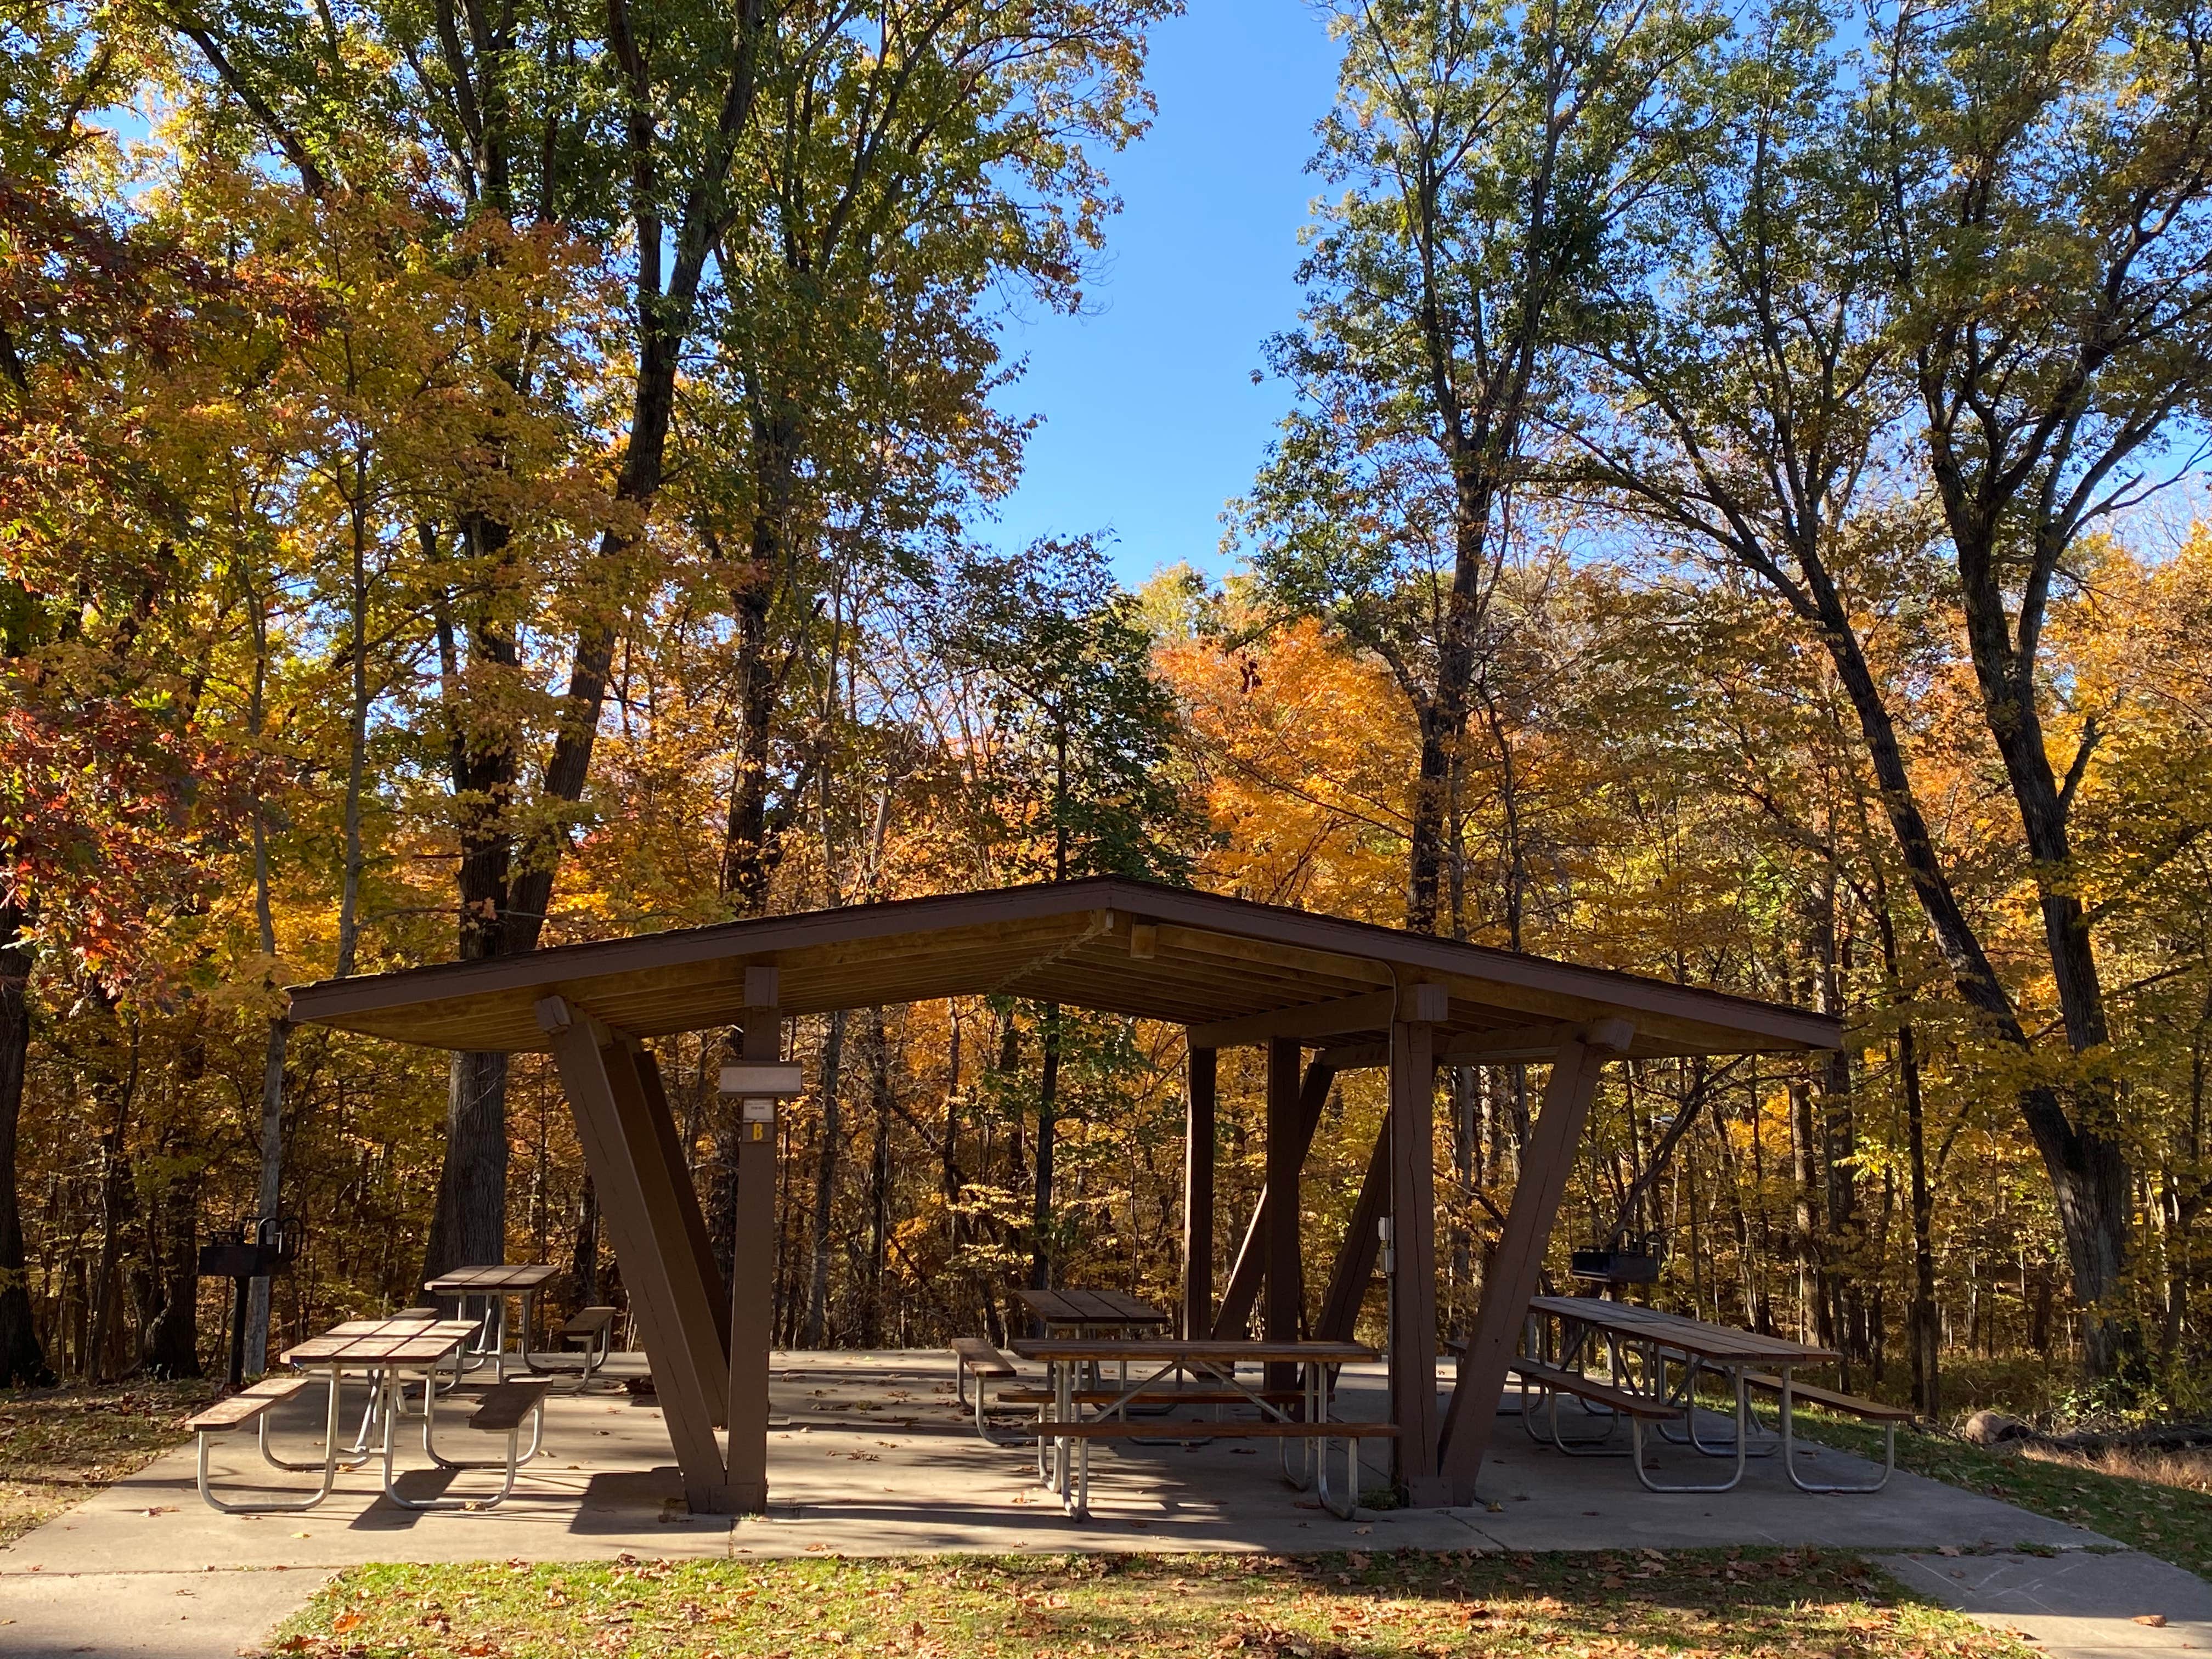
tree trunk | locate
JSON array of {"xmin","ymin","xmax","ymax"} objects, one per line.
[
  {"xmin": 423, "ymin": 1047, "xmax": 511, "ymax": 1282},
  {"xmin": 424, "ymin": 581, "xmax": 522, "ymax": 1285},
  {"xmin": 1787, "ymin": 1074, "xmax": 1823, "ymax": 1346},
  {"xmin": 86, "ymin": 1017, "xmax": 138, "ymax": 1383},
  {"xmin": 863, "ymin": 1015, "xmax": 895, "ymax": 1347},
  {"xmin": 242, "ymin": 1015, "xmax": 288, "ymax": 1373},
  {"xmin": 1898, "ymin": 1014, "xmax": 1936, "ymax": 1416},
  {"xmin": 1805, "ymin": 870, "xmax": 1861, "ymax": 1372},
  {"xmin": 0, "ymin": 912, "xmax": 52, "ymax": 1385},
  {"xmin": 1791, "ymin": 552, "xmax": 2131, "ymax": 1369},
  {"xmin": 1451, "ymin": 1066, "xmax": 1475, "ymax": 1312},
  {"xmin": 142, "ymin": 1164, "xmax": 201, "ymax": 1379},
  {"xmin": 804, "ymin": 1010, "xmax": 847, "ymax": 1347},
  {"xmin": 721, "ymin": 422, "xmax": 795, "ymax": 916},
  {"xmin": 1029, "ymin": 1005, "xmax": 1062, "ymax": 1291},
  {"xmin": 570, "ymin": 1172, "xmax": 599, "ymax": 1309}
]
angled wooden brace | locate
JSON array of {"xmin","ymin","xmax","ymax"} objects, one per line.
[
  {"xmin": 541, "ymin": 997, "xmax": 731, "ymax": 1507},
  {"xmin": 1210, "ymin": 1058, "xmax": 1337, "ymax": 1339},
  {"xmin": 1435, "ymin": 1018, "xmax": 1633, "ymax": 1505},
  {"xmin": 1313, "ymin": 1117, "xmax": 1390, "ymax": 1344}
]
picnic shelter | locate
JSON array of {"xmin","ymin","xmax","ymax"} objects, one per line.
[{"xmin": 284, "ymin": 877, "xmax": 1839, "ymax": 1514}]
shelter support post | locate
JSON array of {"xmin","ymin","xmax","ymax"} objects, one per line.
[
  {"xmin": 1315, "ymin": 1118, "xmax": 1390, "ymax": 1342},
  {"xmin": 541, "ymin": 997, "xmax": 731, "ymax": 1506},
  {"xmin": 1264, "ymin": 1037, "xmax": 1303, "ymax": 1395},
  {"xmin": 725, "ymin": 966, "xmax": 782, "ymax": 1511},
  {"xmin": 1435, "ymin": 1018, "xmax": 1633, "ymax": 1505},
  {"xmin": 1387, "ymin": 1013, "xmax": 1445, "ymax": 1504},
  {"xmin": 1212, "ymin": 1059, "xmax": 1336, "ymax": 1339},
  {"xmin": 1182, "ymin": 1045, "xmax": 1217, "ymax": 1338}
]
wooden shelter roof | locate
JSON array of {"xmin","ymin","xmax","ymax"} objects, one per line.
[{"xmin": 287, "ymin": 878, "xmax": 1836, "ymax": 1060}]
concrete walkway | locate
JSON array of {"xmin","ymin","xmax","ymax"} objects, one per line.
[
  {"xmin": 0, "ymin": 1350, "xmax": 2164, "ymax": 1657},
  {"xmin": 1889, "ymin": 1548, "xmax": 2212, "ymax": 1658}
]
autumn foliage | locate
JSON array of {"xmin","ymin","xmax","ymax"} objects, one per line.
[{"xmin": 2, "ymin": 0, "xmax": 2210, "ymax": 1437}]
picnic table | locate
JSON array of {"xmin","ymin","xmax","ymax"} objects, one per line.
[
  {"xmin": 187, "ymin": 1316, "xmax": 477, "ymax": 1513},
  {"xmin": 1519, "ymin": 1296, "xmax": 1898, "ymax": 1493},
  {"xmin": 283, "ymin": 1314, "xmax": 549, "ymax": 1510},
  {"xmin": 425, "ymin": 1262, "xmax": 561, "ymax": 1380},
  {"xmin": 1009, "ymin": 1335, "xmax": 1390, "ymax": 1519},
  {"xmin": 1013, "ymin": 1286, "xmax": 1171, "ymax": 1397},
  {"xmin": 1014, "ymin": 1286, "xmax": 1171, "ymax": 1331}
]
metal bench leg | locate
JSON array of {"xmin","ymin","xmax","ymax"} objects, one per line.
[
  {"xmin": 1634, "ymin": 1375, "xmax": 1749, "ymax": 1493},
  {"xmin": 258, "ymin": 1378, "xmax": 370, "ymax": 1473},
  {"xmin": 1542, "ymin": 1388, "xmax": 1629, "ymax": 1456},
  {"xmin": 961, "ymin": 1358, "xmax": 1031, "ymax": 1449},
  {"xmin": 424, "ymin": 1387, "xmax": 545, "ymax": 1470},
  {"xmin": 1781, "ymin": 1384, "xmax": 1895, "ymax": 1493},
  {"xmin": 196, "ymin": 1376, "xmax": 344, "ymax": 1515},
  {"xmin": 1519, "ymin": 1373, "xmax": 1551, "ymax": 1443},
  {"xmin": 1279, "ymin": 1366, "xmax": 1321, "ymax": 1491},
  {"xmin": 380, "ymin": 1371, "xmax": 531, "ymax": 1510},
  {"xmin": 1655, "ymin": 1358, "xmax": 1778, "ymax": 1458},
  {"xmin": 1316, "ymin": 1435, "xmax": 1362, "ymax": 1520}
]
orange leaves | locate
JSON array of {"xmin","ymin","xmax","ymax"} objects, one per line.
[{"xmin": 1157, "ymin": 615, "xmax": 1413, "ymax": 923}]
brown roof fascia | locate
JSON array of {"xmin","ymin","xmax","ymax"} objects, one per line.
[{"xmin": 285, "ymin": 877, "xmax": 1840, "ymax": 1053}]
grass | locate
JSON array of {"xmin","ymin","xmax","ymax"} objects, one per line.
[
  {"xmin": 0, "ymin": 1377, "xmax": 213, "ymax": 1545},
  {"xmin": 270, "ymin": 1548, "xmax": 2034, "ymax": 1659},
  {"xmin": 1795, "ymin": 1409, "xmax": 2212, "ymax": 1573}
]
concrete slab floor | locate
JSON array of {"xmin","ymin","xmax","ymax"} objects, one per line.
[
  {"xmin": 1886, "ymin": 1549, "xmax": 2212, "ymax": 1657},
  {"xmin": 0, "ymin": 1350, "xmax": 2170, "ymax": 1658}
]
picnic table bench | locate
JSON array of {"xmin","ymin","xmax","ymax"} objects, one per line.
[
  {"xmin": 1010, "ymin": 1335, "xmax": 1389, "ymax": 1520},
  {"xmin": 560, "ymin": 1305, "xmax": 618, "ymax": 1378},
  {"xmin": 188, "ymin": 1375, "xmax": 341, "ymax": 1515},
  {"xmin": 189, "ymin": 1314, "xmax": 553, "ymax": 1515}
]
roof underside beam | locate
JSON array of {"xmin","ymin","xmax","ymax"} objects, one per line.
[
  {"xmin": 1187, "ymin": 984, "xmax": 1449, "ymax": 1050},
  {"xmin": 1318, "ymin": 1019, "xmax": 1594, "ymax": 1071}
]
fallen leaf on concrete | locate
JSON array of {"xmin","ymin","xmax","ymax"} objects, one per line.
[{"xmin": 2135, "ymin": 1615, "xmax": 2168, "ymax": 1627}]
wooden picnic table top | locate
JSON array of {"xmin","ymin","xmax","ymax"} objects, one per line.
[
  {"xmin": 1011, "ymin": 1336, "xmax": 1378, "ymax": 1364},
  {"xmin": 425, "ymin": 1262, "xmax": 560, "ymax": 1293},
  {"xmin": 328, "ymin": 1317, "xmax": 480, "ymax": 1339},
  {"xmin": 1529, "ymin": 1295, "xmax": 1839, "ymax": 1366},
  {"xmin": 281, "ymin": 1316, "xmax": 478, "ymax": 1368},
  {"xmin": 1014, "ymin": 1286, "xmax": 1171, "ymax": 1327}
]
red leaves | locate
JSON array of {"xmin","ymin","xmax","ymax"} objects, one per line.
[{"xmin": 0, "ymin": 670, "xmax": 247, "ymax": 988}]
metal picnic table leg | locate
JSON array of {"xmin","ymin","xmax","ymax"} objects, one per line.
[
  {"xmin": 1053, "ymin": 1358, "xmax": 1074, "ymax": 1509},
  {"xmin": 1279, "ymin": 1360, "xmax": 1322, "ymax": 1489},
  {"xmin": 259, "ymin": 1368, "xmax": 371, "ymax": 1474},
  {"xmin": 1663, "ymin": 1357, "xmax": 1777, "ymax": 1458},
  {"xmin": 1634, "ymin": 1365, "xmax": 1748, "ymax": 1493},
  {"xmin": 1779, "ymin": 1369, "xmax": 1895, "ymax": 1493}
]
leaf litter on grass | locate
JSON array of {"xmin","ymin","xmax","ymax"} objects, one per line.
[{"xmin": 264, "ymin": 1547, "xmax": 2036, "ymax": 1659}]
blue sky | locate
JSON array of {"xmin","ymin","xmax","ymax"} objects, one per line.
[{"xmin": 978, "ymin": 0, "xmax": 1345, "ymax": 586}]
